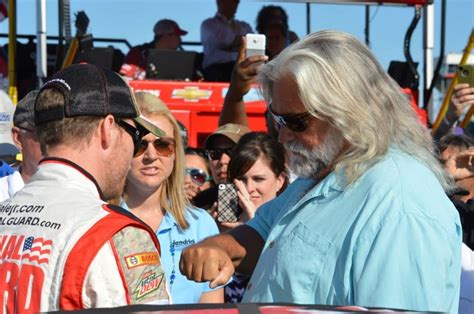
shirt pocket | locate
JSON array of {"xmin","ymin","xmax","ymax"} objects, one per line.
[{"xmin": 271, "ymin": 221, "xmax": 331, "ymax": 299}]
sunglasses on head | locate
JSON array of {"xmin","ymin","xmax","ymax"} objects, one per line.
[
  {"xmin": 206, "ymin": 147, "xmax": 234, "ymax": 161},
  {"xmin": 135, "ymin": 137, "xmax": 176, "ymax": 158},
  {"xmin": 186, "ymin": 168, "xmax": 212, "ymax": 186},
  {"xmin": 269, "ymin": 103, "xmax": 311, "ymax": 133},
  {"xmin": 116, "ymin": 119, "xmax": 144, "ymax": 156}
]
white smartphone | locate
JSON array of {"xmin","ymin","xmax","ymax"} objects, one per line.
[{"xmin": 245, "ymin": 34, "xmax": 266, "ymax": 58}]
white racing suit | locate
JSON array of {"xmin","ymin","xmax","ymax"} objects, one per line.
[{"xmin": 0, "ymin": 158, "xmax": 170, "ymax": 313}]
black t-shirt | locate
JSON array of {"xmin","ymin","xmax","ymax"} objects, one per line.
[
  {"xmin": 452, "ymin": 198, "xmax": 474, "ymax": 250},
  {"xmin": 192, "ymin": 185, "xmax": 217, "ymax": 211}
]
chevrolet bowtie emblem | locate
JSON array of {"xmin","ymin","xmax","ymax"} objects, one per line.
[{"xmin": 172, "ymin": 86, "xmax": 212, "ymax": 102}]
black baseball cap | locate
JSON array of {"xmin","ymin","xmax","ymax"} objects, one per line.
[
  {"xmin": 34, "ymin": 63, "xmax": 164, "ymax": 137},
  {"xmin": 14, "ymin": 90, "xmax": 38, "ymax": 130}
]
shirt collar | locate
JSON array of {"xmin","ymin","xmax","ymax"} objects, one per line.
[
  {"xmin": 39, "ymin": 157, "xmax": 106, "ymax": 200},
  {"xmin": 216, "ymin": 12, "xmax": 234, "ymax": 23},
  {"xmin": 119, "ymin": 198, "xmax": 178, "ymax": 234},
  {"xmin": 158, "ymin": 211, "xmax": 177, "ymax": 234},
  {"xmin": 294, "ymin": 170, "xmax": 345, "ymax": 206},
  {"xmin": 315, "ymin": 170, "xmax": 344, "ymax": 197}
]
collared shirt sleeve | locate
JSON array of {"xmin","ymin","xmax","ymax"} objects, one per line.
[
  {"xmin": 349, "ymin": 151, "xmax": 462, "ymax": 314},
  {"xmin": 201, "ymin": 18, "xmax": 234, "ymax": 51},
  {"xmin": 245, "ymin": 200, "xmax": 276, "ymax": 241},
  {"xmin": 351, "ymin": 211, "xmax": 461, "ymax": 313},
  {"xmin": 82, "ymin": 226, "xmax": 170, "ymax": 307},
  {"xmin": 200, "ymin": 15, "xmax": 253, "ymax": 68}
]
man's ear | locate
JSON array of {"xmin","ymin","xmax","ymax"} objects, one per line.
[
  {"xmin": 276, "ymin": 172, "xmax": 286, "ymax": 194},
  {"xmin": 11, "ymin": 127, "xmax": 22, "ymax": 151},
  {"xmin": 99, "ymin": 115, "xmax": 116, "ymax": 151}
]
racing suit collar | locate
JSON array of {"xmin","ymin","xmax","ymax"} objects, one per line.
[{"xmin": 39, "ymin": 157, "xmax": 106, "ymax": 200}]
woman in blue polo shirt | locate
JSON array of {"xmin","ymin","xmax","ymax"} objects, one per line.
[{"xmin": 121, "ymin": 92, "xmax": 222, "ymax": 304}]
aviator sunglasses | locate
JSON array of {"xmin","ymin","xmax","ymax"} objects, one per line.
[
  {"xmin": 206, "ymin": 147, "xmax": 234, "ymax": 161},
  {"xmin": 135, "ymin": 137, "xmax": 176, "ymax": 158},
  {"xmin": 186, "ymin": 168, "xmax": 212, "ymax": 186},
  {"xmin": 268, "ymin": 103, "xmax": 312, "ymax": 133}
]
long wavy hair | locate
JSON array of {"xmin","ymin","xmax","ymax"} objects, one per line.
[
  {"xmin": 258, "ymin": 30, "xmax": 453, "ymax": 191},
  {"xmin": 133, "ymin": 92, "xmax": 190, "ymax": 229}
]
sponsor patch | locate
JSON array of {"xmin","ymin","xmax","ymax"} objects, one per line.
[
  {"xmin": 124, "ymin": 252, "xmax": 159, "ymax": 269},
  {"xmin": 134, "ymin": 270, "xmax": 164, "ymax": 300}
]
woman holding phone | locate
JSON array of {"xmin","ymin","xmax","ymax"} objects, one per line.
[
  {"xmin": 223, "ymin": 131, "xmax": 288, "ymax": 302},
  {"xmin": 120, "ymin": 92, "xmax": 223, "ymax": 304}
]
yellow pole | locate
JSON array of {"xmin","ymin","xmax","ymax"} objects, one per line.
[
  {"xmin": 460, "ymin": 32, "xmax": 474, "ymax": 127},
  {"xmin": 61, "ymin": 38, "xmax": 79, "ymax": 69},
  {"xmin": 7, "ymin": 0, "xmax": 17, "ymax": 105},
  {"xmin": 431, "ymin": 30, "xmax": 474, "ymax": 133}
]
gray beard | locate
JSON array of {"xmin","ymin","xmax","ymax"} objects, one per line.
[{"xmin": 284, "ymin": 128, "xmax": 344, "ymax": 179}]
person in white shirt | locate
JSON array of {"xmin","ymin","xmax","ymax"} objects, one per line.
[
  {"xmin": 0, "ymin": 90, "xmax": 42, "ymax": 201},
  {"xmin": 0, "ymin": 90, "xmax": 18, "ymax": 160},
  {"xmin": 201, "ymin": 0, "xmax": 252, "ymax": 82}
]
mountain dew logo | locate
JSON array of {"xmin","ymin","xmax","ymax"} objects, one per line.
[{"xmin": 134, "ymin": 270, "xmax": 164, "ymax": 300}]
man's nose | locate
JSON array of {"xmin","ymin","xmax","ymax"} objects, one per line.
[
  {"xmin": 278, "ymin": 126, "xmax": 294, "ymax": 144},
  {"xmin": 219, "ymin": 152, "xmax": 231, "ymax": 164}
]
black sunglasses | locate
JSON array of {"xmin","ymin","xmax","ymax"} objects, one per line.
[
  {"xmin": 116, "ymin": 119, "xmax": 143, "ymax": 156},
  {"xmin": 135, "ymin": 137, "xmax": 176, "ymax": 158},
  {"xmin": 206, "ymin": 147, "xmax": 234, "ymax": 161},
  {"xmin": 268, "ymin": 103, "xmax": 311, "ymax": 133},
  {"xmin": 186, "ymin": 168, "xmax": 212, "ymax": 186}
]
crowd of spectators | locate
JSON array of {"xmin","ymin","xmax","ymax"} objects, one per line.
[
  {"xmin": 0, "ymin": 2, "xmax": 474, "ymax": 313},
  {"xmin": 0, "ymin": 2, "xmax": 299, "ymax": 96}
]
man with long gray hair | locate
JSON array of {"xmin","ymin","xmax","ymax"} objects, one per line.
[{"xmin": 180, "ymin": 30, "xmax": 461, "ymax": 313}]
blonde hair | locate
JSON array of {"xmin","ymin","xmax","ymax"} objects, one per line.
[
  {"xmin": 134, "ymin": 92, "xmax": 190, "ymax": 229},
  {"xmin": 259, "ymin": 30, "xmax": 454, "ymax": 191}
]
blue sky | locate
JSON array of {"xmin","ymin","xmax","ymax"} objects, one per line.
[{"xmin": 0, "ymin": 0, "xmax": 473, "ymax": 105}]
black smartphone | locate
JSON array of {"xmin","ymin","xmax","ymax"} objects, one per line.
[{"xmin": 217, "ymin": 183, "xmax": 241, "ymax": 223}]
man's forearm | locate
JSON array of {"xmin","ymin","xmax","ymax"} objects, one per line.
[
  {"xmin": 219, "ymin": 90, "xmax": 248, "ymax": 126},
  {"xmin": 198, "ymin": 225, "xmax": 264, "ymax": 276},
  {"xmin": 228, "ymin": 225, "xmax": 264, "ymax": 275}
]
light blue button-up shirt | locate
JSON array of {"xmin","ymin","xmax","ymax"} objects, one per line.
[
  {"xmin": 244, "ymin": 149, "xmax": 461, "ymax": 313},
  {"xmin": 157, "ymin": 208, "xmax": 220, "ymax": 304},
  {"xmin": 121, "ymin": 200, "xmax": 220, "ymax": 304}
]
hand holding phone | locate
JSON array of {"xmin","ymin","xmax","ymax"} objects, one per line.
[
  {"xmin": 245, "ymin": 34, "xmax": 266, "ymax": 74},
  {"xmin": 457, "ymin": 65, "xmax": 474, "ymax": 87},
  {"xmin": 245, "ymin": 34, "xmax": 266, "ymax": 59}
]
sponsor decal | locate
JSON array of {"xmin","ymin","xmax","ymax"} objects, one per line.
[
  {"xmin": 171, "ymin": 238, "xmax": 195, "ymax": 249},
  {"xmin": 22, "ymin": 236, "xmax": 52, "ymax": 264},
  {"xmin": 1, "ymin": 235, "xmax": 48, "ymax": 312},
  {"xmin": 0, "ymin": 113, "xmax": 11, "ymax": 122},
  {"xmin": 171, "ymin": 86, "xmax": 211, "ymax": 102},
  {"xmin": 0, "ymin": 203, "xmax": 44, "ymax": 216},
  {"xmin": 0, "ymin": 216, "xmax": 61, "ymax": 230},
  {"xmin": 125, "ymin": 252, "xmax": 159, "ymax": 269},
  {"xmin": 0, "ymin": 234, "xmax": 52, "ymax": 264},
  {"xmin": 134, "ymin": 270, "xmax": 164, "ymax": 300}
]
